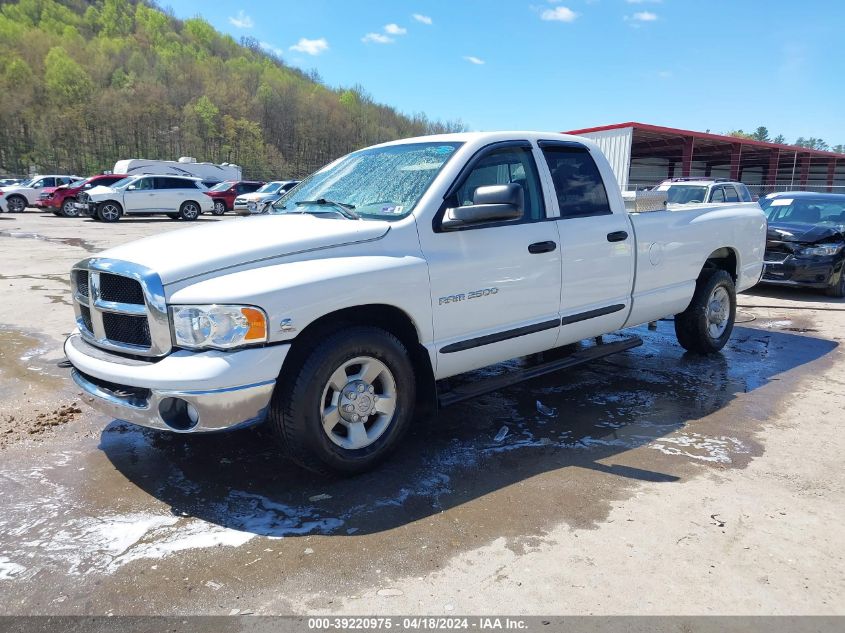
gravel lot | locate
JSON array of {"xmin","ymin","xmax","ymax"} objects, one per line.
[{"xmin": 0, "ymin": 210, "xmax": 843, "ymax": 616}]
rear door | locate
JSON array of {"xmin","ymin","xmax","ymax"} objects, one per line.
[{"xmin": 539, "ymin": 140, "xmax": 635, "ymax": 343}]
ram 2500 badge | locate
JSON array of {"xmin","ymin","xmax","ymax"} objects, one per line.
[{"xmin": 64, "ymin": 132, "xmax": 767, "ymax": 474}]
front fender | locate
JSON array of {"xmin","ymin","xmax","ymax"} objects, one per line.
[{"xmin": 167, "ymin": 254, "xmax": 434, "ymax": 347}]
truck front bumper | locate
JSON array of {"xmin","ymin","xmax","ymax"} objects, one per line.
[{"xmin": 65, "ymin": 333, "xmax": 289, "ymax": 433}]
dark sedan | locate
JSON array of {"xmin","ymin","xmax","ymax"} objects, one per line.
[{"xmin": 759, "ymin": 192, "xmax": 845, "ymax": 297}]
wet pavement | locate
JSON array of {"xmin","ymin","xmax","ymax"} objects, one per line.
[{"xmin": 0, "ymin": 212, "xmax": 843, "ymax": 615}]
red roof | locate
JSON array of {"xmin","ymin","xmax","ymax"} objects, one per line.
[{"xmin": 565, "ymin": 122, "xmax": 845, "ymax": 159}]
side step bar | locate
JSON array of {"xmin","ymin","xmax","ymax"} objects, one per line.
[{"xmin": 437, "ymin": 336, "xmax": 643, "ymax": 408}]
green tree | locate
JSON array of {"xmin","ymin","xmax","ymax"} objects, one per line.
[
  {"xmin": 750, "ymin": 126, "xmax": 770, "ymax": 142},
  {"xmin": 44, "ymin": 47, "xmax": 92, "ymax": 103}
]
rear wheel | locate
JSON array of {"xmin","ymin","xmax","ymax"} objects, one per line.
[
  {"xmin": 212, "ymin": 200, "xmax": 226, "ymax": 216},
  {"xmin": 96, "ymin": 201, "xmax": 122, "ymax": 223},
  {"xmin": 826, "ymin": 270, "xmax": 845, "ymax": 298},
  {"xmin": 674, "ymin": 269, "xmax": 736, "ymax": 354},
  {"xmin": 179, "ymin": 201, "xmax": 200, "ymax": 221},
  {"xmin": 6, "ymin": 195, "xmax": 26, "ymax": 213},
  {"xmin": 268, "ymin": 326, "xmax": 416, "ymax": 474},
  {"xmin": 61, "ymin": 198, "xmax": 79, "ymax": 217}
]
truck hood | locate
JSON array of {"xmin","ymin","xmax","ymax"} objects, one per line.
[
  {"xmin": 96, "ymin": 214, "xmax": 391, "ymax": 284},
  {"xmin": 767, "ymin": 221, "xmax": 845, "ymax": 244}
]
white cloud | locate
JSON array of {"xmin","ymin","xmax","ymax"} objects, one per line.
[
  {"xmin": 631, "ymin": 11, "xmax": 658, "ymax": 21},
  {"xmin": 464, "ymin": 56, "xmax": 485, "ymax": 65},
  {"xmin": 289, "ymin": 37, "xmax": 329, "ymax": 56},
  {"xmin": 362, "ymin": 32, "xmax": 395, "ymax": 44},
  {"xmin": 228, "ymin": 10, "xmax": 254, "ymax": 29},
  {"xmin": 384, "ymin": 23, "xmax": 407, "ymax": 35},
  {"xmin": 541, "ymin": 6, "xmax": 579, "ymax": 22},
  {"xmin": 412, "ymin": 13, "xmax": 433, "ymax": 25}
]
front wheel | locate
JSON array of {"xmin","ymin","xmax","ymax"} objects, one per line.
[
  {"xmin": 96, "ymin": 201, "xmax": 122, "ymax": 222},
  {"xmin": 179, "ymin": 201, "xmax": 200, "ymax": 221},
  {"xmin": 61, "ymin": 198, "xmax": 79, "ymax": 217},
  {"xmin": 268, "ymin": 326, "xmax": 416, "ymax": 474},
  {"xmin": 211, "ymin": 200, "xmax": 226, "ymax": 216},
  {"xmin": 674, "ymin": 269, "xmax": 736, "ymax": 354},
  {"xmin": 826, "ymin": 270, "xmax": 845, "ymax": 298},
  {"xmin": 6, "ymin": 195, "xmax": 27, "ymax": 213}
]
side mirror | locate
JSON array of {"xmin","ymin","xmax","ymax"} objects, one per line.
[
  {"xmin": 441, "ymin": 183, "xmax": 524, "ymax": 230},
  {"xmin": 127, "ymin": 185, "xmax": 137, "ymax": 191}
]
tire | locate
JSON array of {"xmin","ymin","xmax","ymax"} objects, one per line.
[
  {"xmin": 826, "ymin": 270, "xmax": 845, "ymax": 298},
  {"xmin": 179, "ymin": 201, "xmax": 200, "ymax": 221},
  {"xmin": 61, "ymin": 198, "xmax": 79, "ymax": 217},
  {"xmin": 166, "ymin": 212, "xmax": 180, "ymax": 220},
  {"xmin": 674, "ymin": 269, "xmax": 736, "ymax": 354},
  {"xmin": 268, "ymin": 326, "xmax": 416, "ymax": 475},
  {"xmin": 6, "ymin": 195, "xmax": 27, "ymax": 213},
  {"xmin": 96, "ymin": 201, "xmax": 122, "ymax": 222},
  {"xmin": 211, "ymin": 200, "xmax": 226, "ymax": 216}
]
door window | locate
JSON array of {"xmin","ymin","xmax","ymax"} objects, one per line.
[
  {"xmin": 449, "ymin": 145, "xmax": 545, "ymax": 223},
  {"xmin": 710, "ymin": 187, "xmax": 726, "ymax": 203},
  {"xmin": 541, "ymin": 146, "xmax": 611, "ymax": 218},
  {"xmin": 724, "ymin": 186, "xmax": 739, "ymax": 202}
]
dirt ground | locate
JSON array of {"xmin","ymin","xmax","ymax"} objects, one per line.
[{"xmin": 0, "ymin": 210, "xmax": 843, "ymax": 616}]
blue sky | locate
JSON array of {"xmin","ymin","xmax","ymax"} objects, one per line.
[{"xmin": 161, "ymin": 0, "xmax": 845, "ymax": 144}]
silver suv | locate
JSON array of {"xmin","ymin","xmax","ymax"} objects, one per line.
[{"xmin": 655, "ymin": 178, "xmax": 755, "ymax": 205}]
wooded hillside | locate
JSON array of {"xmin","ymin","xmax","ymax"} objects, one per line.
[{"xmin": 0, "ymin": 0, "xmax": 463, "ymax": 179}]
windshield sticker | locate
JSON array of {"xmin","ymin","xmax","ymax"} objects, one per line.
[
  {"xmin": 771, "ymin": 199, "xmax": 792, "ymax": 206},
  {"xmin": 381, "ymin": 205, "xmax": 404, "ymax": 214}
]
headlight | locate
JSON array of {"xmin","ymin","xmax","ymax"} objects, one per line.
[
  {"xmin": 798, "ymin": 244, "xmax": 843, "ymax": 257},
  {"xmin": 171, "ymin": 305, "xmax": 267, "ymax": 350}
]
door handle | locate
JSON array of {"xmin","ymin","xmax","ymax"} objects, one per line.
[
  {"xmin": 528, "ymin": 241, "xmax": 557, "ymax": 254},
  {"xmin": 607, "ymin": 231, "xmax": 628, "ymax": 242}
]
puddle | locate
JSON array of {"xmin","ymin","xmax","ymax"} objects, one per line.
[{"xmin": 0, "ymin": 230, "xmax": 100, "ymax": 254}]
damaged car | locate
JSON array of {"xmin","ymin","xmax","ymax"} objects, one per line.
[{"xmin": 760, "ymin": 192, "xmax": 845, "ymax": 297}]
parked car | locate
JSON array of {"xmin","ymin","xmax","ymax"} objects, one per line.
[
  {"xmin": 0, "ymin": 175, "xmax": 80, "ymax": 213},
  {"xmin": 759, "ymin": 192, "xmax": 845, "ymax": 297},
  {"xmin": 76, "ymin": 174, "xmax": 213, "ymax": 222},
  {"xmin": 233, "ymin": 180, "xmax": 300, "ymax": 215},
  {"xmin": 65, "ymin": 131, "xmax": 765, "ymax": 474},
  {"xmin": 654, "ymin": 178, "xmax": 754, "ymax": 205},
  {"xmin": 0, "ymin": 178, "xmax": 24, "ymax": 188},
  {"xmin": 204, "ymin": 180, "xmax": 265, "ymax": 215},
  {"xmin": 43, "ymin": 174, "xmax": 129, "ymax": 217}
]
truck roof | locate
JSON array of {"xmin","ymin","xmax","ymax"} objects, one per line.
[{"xmin": 369, "ymin": 131, "xmax": 595, "ymax": 149}]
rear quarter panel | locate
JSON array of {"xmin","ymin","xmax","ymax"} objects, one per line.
[{"xmin": 625, "ymin": 202, "xmax": 766, "ymax": 327}]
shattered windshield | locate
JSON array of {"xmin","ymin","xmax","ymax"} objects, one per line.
[{"xmin": 270, "ymin": 142, "xmax": 462, "ymax": 220}]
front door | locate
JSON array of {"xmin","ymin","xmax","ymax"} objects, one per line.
[
  {"xmin": 124, "ymin": 176, "xmax": 156, "ymax": 212},
  {"xmin": 418, "ymin": 142, "xmax": 562, "ymax": 379}
]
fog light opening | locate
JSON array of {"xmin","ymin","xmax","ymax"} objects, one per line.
[{"xmin": 159, "ymin": 397, "xmax": 200, "ymax": 431}]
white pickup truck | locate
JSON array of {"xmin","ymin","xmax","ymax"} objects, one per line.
[{"xmin": 65, "ymin": 132, "xmax": 766, "ymax": 474}]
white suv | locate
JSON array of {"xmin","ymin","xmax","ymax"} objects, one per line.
[
  {"xmin": 77, "ymin": 175, "xmax": 214, "ymax": 222},
  {"xmin": 0, "ymin": 175, "xmax": 79, "ymax": 213},
  {"xmin": 655, "ymin": 178, "xmax": 755, "ymax": 205}
]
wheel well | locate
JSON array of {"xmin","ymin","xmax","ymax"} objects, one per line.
[
  {"xmin": 702, "ymin": 247, "xmax": 738, "ymax": 282},
  {"xmin": 283, "ymin": 305, "xmax": 437, "ymax": 419},
  {"xmin": 100, "ymin": 199, "xmax": 123, "ymax": 211}
]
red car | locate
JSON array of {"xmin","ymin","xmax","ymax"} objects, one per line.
[
  {"xmin": 45, "ymin": 174, "xmax": 129, "ymax": 217},
  {"xmin": 204, "ymin": 180, "xmax": 265, "ymax": 215}
]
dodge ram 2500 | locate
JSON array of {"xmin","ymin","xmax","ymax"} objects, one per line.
[{"xmin": 64, "ymin": 132, "xmax": 767, "ymax": 474}]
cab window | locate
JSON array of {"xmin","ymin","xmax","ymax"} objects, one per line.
[
  {"xmin": 541, "ymin": 145, "xmax": 611, "ymax": 218},
  {"xmin": 449, "ymin": 145, "xmax": 545, "ymax": 223},
  {"xmin": 710, "ymin": 187, "xmax": 726, "ymax": 203},
  {"xmin": 724, "ymin": 186, "xmax": 739, "ymax": 202}
]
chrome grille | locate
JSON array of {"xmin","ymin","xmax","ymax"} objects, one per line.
[
  {"xmin": 102, "ymin": 312, "xmax": 151, "ymax": 347},
  {"xmin": 71, "ymin": 258, "xmax": 171, "ymax": 357},
  {"xmin": 100, "ymin": 273, "xmax": 145, "ymax": 305}
]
